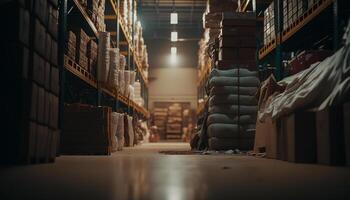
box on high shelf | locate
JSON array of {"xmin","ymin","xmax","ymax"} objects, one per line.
[
  {"xmin": 66, "ymin": 31, "xmax": 77, "ymax": 60},
  {"xmin": 219, "ymin": 47, "xmax": 256, "ymax": 61},
  {"xmin": 287, "ymin": 50, "xmax": 332, "ymax": 75},
  {"xmin": 206, "ymin": 0, "xmax": 238, "ymax": 14}
]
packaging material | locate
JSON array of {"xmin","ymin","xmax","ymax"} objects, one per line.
[
  {"xmin": 62, "ymin": 104, "xmax": 113, "ymax": 155},
  {"xmin": 108, "ymin": 48, "xmax": 120, "ymax": 89},
  {"xmin": 206, "ymin": 68, "xmax": 259, "ymax": 151},
  {"xmin": 118, "ymin": 70, "xmax": 125, "ymax": 94},
  {"xmin": 116, "ymin": 113, "xmax": 125, "ymax": 151},
  {"xmin": 288, "ymin": 50, "xmax": 332, "ymax": 75},
  {"xmin": 97, "ymin": 31, "xmax": 110, "ymax": 82},
  {"xmin": 0, "ymin": 3, "xmax": 60, "ymax": 164},
  {"xmin": 87, "ymin": 39, "xmax": 98, "ymax": 75},
  {"xmin": 259, "ymin": 25, "xmax": 350, "ymax": 120},
  {"xmin": 66, "ymin": 31, "xmax": 76, "ymax": 60},
  {"xmin": 124, "ymin": 70, "xmax": 130, "ymax": 96}
]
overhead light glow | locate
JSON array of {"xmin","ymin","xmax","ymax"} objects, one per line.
[
  {"xmin": 171, "ymin": 32, "xmax": 178, "ymax": 42},
  {"xmin": 169, "ymin": 54, "xmax": 177, "ymax": 65},
  {"xmin": 171, "ymin": 47, "xmax": 177, "ymax": 55},
  {"xmin": 170, "ymin": 13, "xmax": 178, "ymax": 24}
]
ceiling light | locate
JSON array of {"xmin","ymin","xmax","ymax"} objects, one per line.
[
  {"xmin": 171, "ymin": 32, "xmax": 178, "ymax": 42},
  {"xmin": 171, "ymin": 47, "xmax": 177, "ymax": 55},
  {"xmin": 170, "ymin": 13, "xmax": 178, "ymax": 24}
]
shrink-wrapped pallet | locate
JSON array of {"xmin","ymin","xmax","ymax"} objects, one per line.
[{"xmin": 108, "ymin": 48, "xmax": 120, "ymax": 88}]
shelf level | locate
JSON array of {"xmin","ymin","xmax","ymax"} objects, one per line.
[
  {"xmin": 108, "ymin": 0, "xmax": 149, "ymax": 87},
  {"xmin": 258, "ymin": 0, "xmax": 334, "ymax": 60},
  {"xmin": 64, "ymin": 55, "xmax": 149, "ymax": 118},
  {"xmin": 72, "ymin": 0, "xmax": 99, "ymax": 37}
]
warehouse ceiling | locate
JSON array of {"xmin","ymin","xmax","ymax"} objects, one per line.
[{"xmin": 139, "ymin": 0, "xmax": 206, "ymax": 69}]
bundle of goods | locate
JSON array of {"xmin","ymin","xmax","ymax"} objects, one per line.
[
  {"xmin": 75, "ymin": 28, "xmax": 90, "ymax": 70},
  {"xmin": 134, "ymin": 120, "xmax": 150, "ymax": 143},
  {"xmin": 0, "ymin": 1, "xmax": 60, "ymax": 164},
  {"xmin": 216, "ymin": 12, "xmax": 257, "ymax": 70},
  {"xmin": 206, "ymin": 68, "xmax": 260, "ymax": 150},
  {"xmin": 87, "ymin": 0, "xmax": 106, "ymax": 32},
  {"xmin": 87, "ymin": 39, "xmax": 98, "ymax": 76},
  {"xmin": 123, "ymin": 115, "xmax": 135, "ymax": 147},
  {"xmin": 62, "ymin": 104, "xmax": 116, "ymax": 155},
  {"xmin": 133, "ymin": 81, "xmax": 144, "ymax": 106},
  {"xmin": 153, "ymin": 108, "xmax": 168, "ymax": 138},
  {"xmin": 166, "ymin": 104, "xmax": 183, "ymax": 139},
  {"xmin": 97, "ymin": 31, "xmax": 110, "ymax": 82},
  {"xmin": 108, "ymin": 48, "xmax": 120, "ymax": 90},
  {"xmin": 256, "ymin": 20, "xmax": 350, "ymax": 165},
  {"xmin": 123, "ymin": 70, "xmax": 136, "ymax": 97},
  {"xmin": 115, "ymin": 113, "xmax": 125, "ymax": 151},
  {"xmin": 287, "ymin": 50, "xmax": 332, "ymax": 75},
  {"xmin": 66, "ymin": 31, "xmax": 76, "ymax": 60}
]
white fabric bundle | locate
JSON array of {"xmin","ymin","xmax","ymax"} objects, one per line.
[
  {"xmin": 108, "ymin": 48, "xmax": 120, "ymax": 88},
  {"xmin": 118, "ymin": 70, "xmax": 125, "ymax": 94},
  {"xmin": 130, "ymin": 71, "xmax": 136, "ymax": 86},
  {"xmin": 124, "ymin": 70, "xmax": 130, "ymax": 96},
  {"xmin": 119, "ymin": 54, "xmax": 126, "ymax": 70},
  {"xmin": 97, "ymin": 31, "xmax": 110, "ymax": 82},
  {"xmin": 127, "ymin": 116, "xmax": 134, "ymax": 146},
  {"xmin": 116, "ymin": 113, "xmax": 124, "ymax": 151},
  {"xmin": 129, "ymin": 85, "xmax": 135, "ymax": 100},
  {"xmin": 110, "ymin": 112, "xmax": 119, "ymax": 151}
]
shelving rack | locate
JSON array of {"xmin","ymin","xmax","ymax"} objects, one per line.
[
  {"xmin": 255, "ymin": 0, "xmax": 349, "ymax": 80},
  {"xmin": 61, "ymin": 0, "xmax": 150, "ymax": 119}
]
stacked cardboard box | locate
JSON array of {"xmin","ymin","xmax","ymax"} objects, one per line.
[
  {"xmin": 153, "ymin": 108, "xmax": 168, "ymax": 139},
  {"xmin": 62, "ymin": 104, "xmax": 115, "ymax": 155},
  {"xmin": 87, "ymin": 0, "xmax": 106, "ymax": 31},
  {"xmin": 166, "ymin": 104, "xmax": 183, "ymax": 139},
  {"xmin": 87, "ymin": 39, "xmax": 98, "ymax": 75},
  {"xmin": 66, "ymin": 31, "xmax": 77, "ymax": 60},
  {"xmin": 0, "ymin": 0, "xmax": 60, "ymax": 164},
  {"xmin": 264, "ymin": 2, "xmax": 275, "ymax": 45},
  {"xmin": 75, "ymin": 28, "xmax": 89, "ymax": 70},
  {"xmin": 217, "ymin": 12, "xmax": 257, "ymax": 70}
]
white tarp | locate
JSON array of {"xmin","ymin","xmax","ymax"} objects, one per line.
[{"xmin": 259, "ymin": 20, "xmax": 350, "ymax": 120}]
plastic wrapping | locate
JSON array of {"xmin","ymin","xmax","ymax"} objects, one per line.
[{"xmin": 108, "ymin": 48, "xmax": 120, "ymax": 88}]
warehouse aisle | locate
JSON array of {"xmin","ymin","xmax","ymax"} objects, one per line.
[{"xmin": 1, "ymin": 143, "xmax": 350, "ymax": 200}]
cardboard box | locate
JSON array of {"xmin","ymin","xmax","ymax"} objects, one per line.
[
  {"xmin": 282, "ymin": 111, "xmax": 317, "ymax": 163},
  {"xmin": 219, "ymin": 47, "xmax": 256, "ymax": 61},
  {"xmin": 216, "ymin": 60, "xmax": 257, "ymax": 70},
  {"xmin": 288, "ymin": 50, "xmax": 332, "ymax": 75},
  {"xmin": 50, "ymin": 66, "xmax": 59, "ymax": 95},
  {"xmin": 316, "ymin": 106, "xmax": 346, "ymax": 165},
  {"xmin": 219, "ymin": 36, "xmax": 256, "ymax": 48}
]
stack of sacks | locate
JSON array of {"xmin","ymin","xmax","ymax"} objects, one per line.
[
  {"xmin": 116, "ymin": 113, "xmax": 125, "ymax": 151},
  {"xmin": 108, "ymin": 48, "xmax": 119, "ymax": 89},
  {"xmin": 97, "ymin": 31, "xmax": 110, "ymax": 82},
  {"xmin": 129, "ymin": 71, "xmax": 136, "ymax": 98},
  {"xmin": 207, "ymin": 68, "xmax": 260, "ymax": 150},
  {"xmin": 110, "ymin": 112, "xmax": 119, "ymax": 152},
  {"xmin": 118, "ymin": 55, "xmax": 126, "ymax": 94},
  {"xmin": 124, "ymin": 115, "xmax": 135, "ymax": 147},
  {"xmin": 133, "ymin": 81, "xmax": 144, "ymax": 106},
  {"xmin": 124, "ymin": 70, "xmax": 130, "ymax": 96}
]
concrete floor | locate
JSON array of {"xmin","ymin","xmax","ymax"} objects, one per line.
[{"xmin": 1, "ymin": 142, "xmax": 350, "ymax": 200}]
